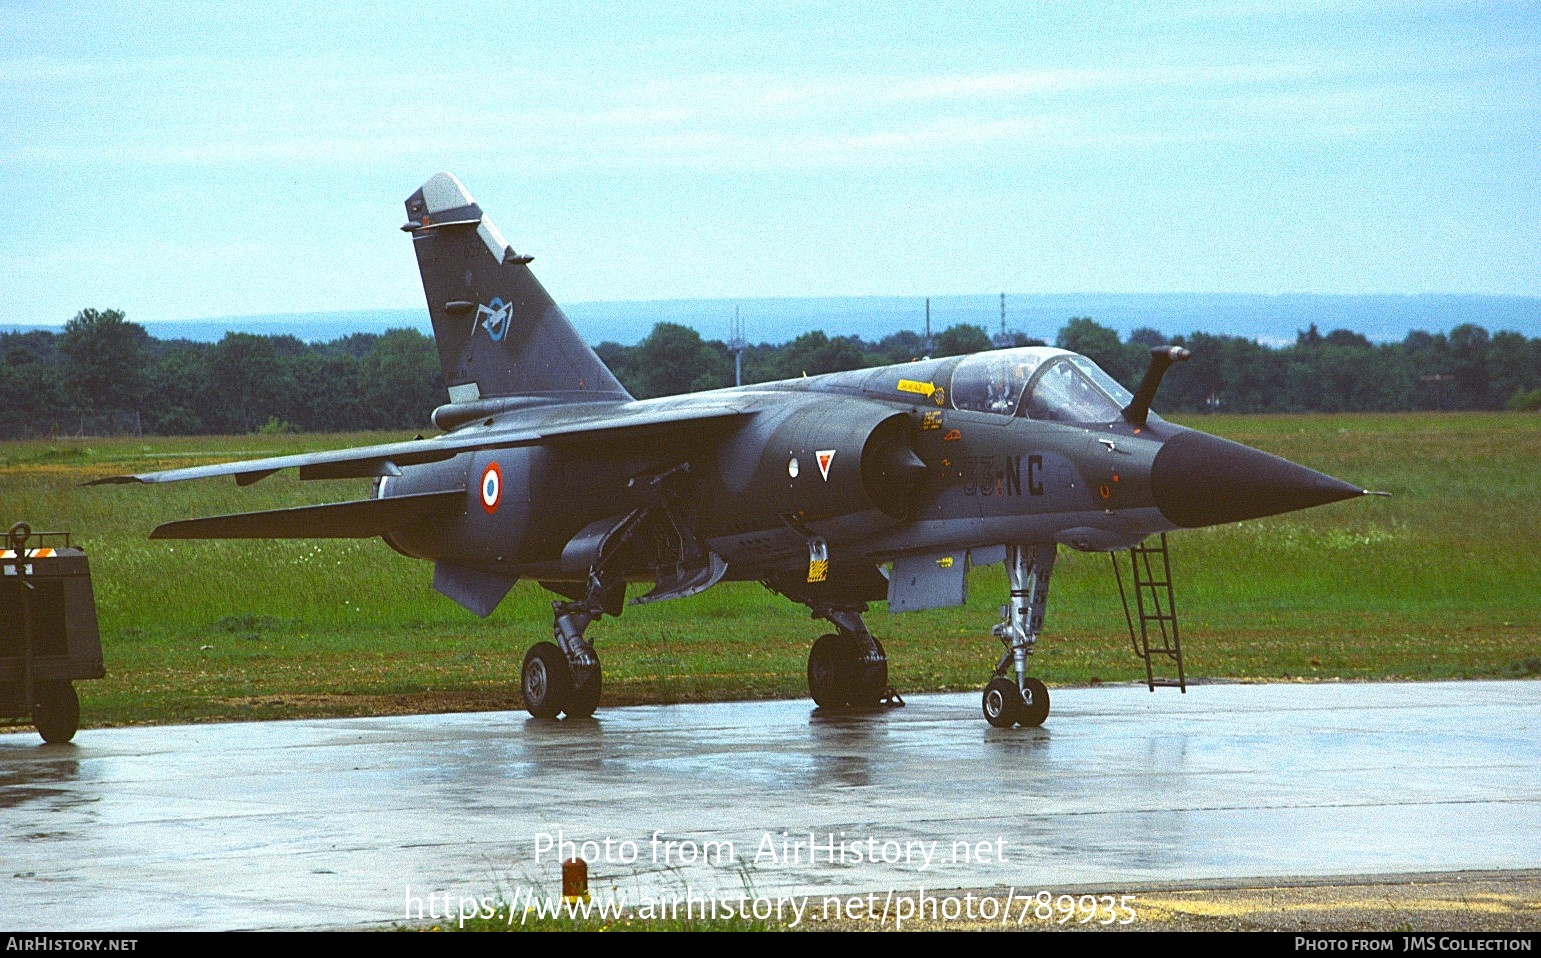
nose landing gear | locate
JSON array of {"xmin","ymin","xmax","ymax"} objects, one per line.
[{"xmin": 981, "ymin": 543, "xmax": 1055, "ymax": 728}]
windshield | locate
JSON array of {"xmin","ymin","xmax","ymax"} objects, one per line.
[
  {"xmin": 1021, "ymin": 357, "xmax": 1125, "ymax": 423},
  {"xmin": 1068, "ymin": 355, "xmax": 1135, "ymax": 408}
]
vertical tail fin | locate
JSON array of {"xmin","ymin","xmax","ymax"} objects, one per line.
[{"xmin": 402, "ymin": 173, "xmax": 631, "ymax": 405}]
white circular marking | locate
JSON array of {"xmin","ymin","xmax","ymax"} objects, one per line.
[{"xmin": 787, "ymin": 456, "xmax": 799, "ymax": 478}]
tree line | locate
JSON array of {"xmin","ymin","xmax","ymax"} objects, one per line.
[
  {"xmin": 1, "ymin": 309, "xmax": 444, "ymax": 439},
  {"xmin": 3, "ymin": 308, "xmax": 1538, "ymax": 439}
]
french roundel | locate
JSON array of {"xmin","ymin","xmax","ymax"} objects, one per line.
[{"xmin": 480, "ymin": 462, "xmax": 502, "ymax": 513}]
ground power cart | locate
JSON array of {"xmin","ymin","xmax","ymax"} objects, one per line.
[{"xmin": 1, "ymin": 522, "xmax": 104, "ymax": 743}]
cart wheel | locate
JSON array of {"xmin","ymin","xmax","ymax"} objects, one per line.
[{"xmin": 33, "ymin": 682, "xmax": 79, "ymax": 744}]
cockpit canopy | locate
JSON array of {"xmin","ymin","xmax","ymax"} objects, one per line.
[{"xmin": 948, "ymin": 347, "xmax": 1135, "ymax": 423}]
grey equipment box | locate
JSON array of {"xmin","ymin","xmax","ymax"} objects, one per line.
[{"xmin": 1, "ymin": 522, "xmax": 105, "ymax": 743}]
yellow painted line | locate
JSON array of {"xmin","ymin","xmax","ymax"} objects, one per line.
[{"xmin": 1135, "ymin": 890, "xmax": 1535, "ymax": 920}]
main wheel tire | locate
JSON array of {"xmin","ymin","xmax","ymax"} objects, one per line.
[
  {"xmin": 807, "ymin": 633, "xmax": 856, "ymax": 708},
  {"xmin": 33, "ymin": 681, "xmax": 79, "ymax": 744},
  {"xmin": 566, "ymin": 665, "xmax": 602, "ymax": 719},
  {"xmin": 522, "ymin": 642, "xmax": 573, "ymax": 719},
  {"xmin": 1019, "ymin": 677, "xmax": 1050, "ymax": 727},
  {"xmin": 849, "ymin": 637, "xmax": 889, "ymax": 708},
  {"xmin": 982, "ymin": 676, "xmax": 1022, "ymax": 729}
]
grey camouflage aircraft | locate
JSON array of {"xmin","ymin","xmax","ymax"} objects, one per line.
[{"xmin": 97, "ymin": 173, "xmax": 1375, "ymax": 728}]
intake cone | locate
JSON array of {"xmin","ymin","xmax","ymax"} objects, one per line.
[{"xmin": 1151, "ymin": 429, "xmax": 1365, "ymax": 528}]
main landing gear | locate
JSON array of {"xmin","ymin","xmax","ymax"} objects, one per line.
[
  {"xmin": 521, "ymin": 466, "xmax": 726, "ymax": 720},
  {"xmin": 520, "ymin": 587, "xmax": 612, "ymax": 720},
  {"xmin": 805, "ymin": 607, "xmax": 900, "ymax": 710},
  {"xmin": 982, "ymin": 543, "xmax": 1055, "ymax": 728}
]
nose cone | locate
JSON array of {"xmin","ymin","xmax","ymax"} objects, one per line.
[{"xmin": 1151, "ymin": 429, "xmax": 1365, "ymax": 528}]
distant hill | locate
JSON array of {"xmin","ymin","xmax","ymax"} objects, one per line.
[{"xmin": 8, "ymin": 294, "xmax": 1537, "ymax": 347}]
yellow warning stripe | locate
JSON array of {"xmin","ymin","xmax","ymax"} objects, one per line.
[{"xmin": 0, "ymin": 548, "xmax": 56, "ymax": 559}]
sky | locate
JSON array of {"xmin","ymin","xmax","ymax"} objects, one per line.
[{"xmin": 2, "ymin": 0, "xmax": 1537, "ymax": 330}]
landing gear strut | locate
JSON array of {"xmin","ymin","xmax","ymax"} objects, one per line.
[
  {"xmin": 805, "ymin": 607, "xmax": 899, "ymax": 710},
  {"xmin": 982, "ymin": 543, "xmax": 1055, "ymax": 728}
]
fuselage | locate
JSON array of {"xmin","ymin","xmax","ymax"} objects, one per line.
[{"xmin": 377, "ymin": 345, "xmax": 1353, "ymax": 590}]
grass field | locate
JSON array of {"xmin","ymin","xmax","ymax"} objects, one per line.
[{"xmin": 2, "ymin": 412, "xmax": 1537, "ymax": 729}]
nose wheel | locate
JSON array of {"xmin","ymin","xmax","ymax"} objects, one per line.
[{"xmin": 982, "ymin": 675, "xmax": 1049, "ymax": 728}]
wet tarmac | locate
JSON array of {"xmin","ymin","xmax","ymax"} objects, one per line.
[{"xmin": 1, "ymin": 679, "xmax": 1537, "ymax": 931}]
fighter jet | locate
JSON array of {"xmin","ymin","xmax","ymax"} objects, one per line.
[{"xmin": 96, "ymin": 173, "xmax": 1374, "ymax": 727}]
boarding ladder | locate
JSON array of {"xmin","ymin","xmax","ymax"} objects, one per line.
[{"xmin": 1111, "ymin": 533, "xmax": 1186, "ymax": 692}]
